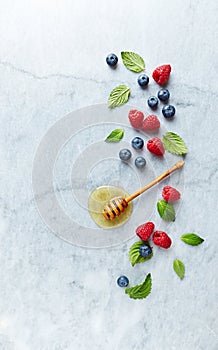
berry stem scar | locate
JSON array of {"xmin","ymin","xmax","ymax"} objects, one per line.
[{"xmin": 102, "ymin": 160, "xmax": 184, "ymax": 220}]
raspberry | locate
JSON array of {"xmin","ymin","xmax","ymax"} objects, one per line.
[
  {"xmin": 128, "ymin": 109, "xmax": 144, "ymax": 129},
  {"xmin": 141, "ymin": 115, "xmax": 160, "ymax": 131},
  {"xmin": 152, "ymin": 231, "xmax": 172, "ymax": 249},
  {"xmin": 147, "ymin": 137, "xmax": 165, "ymax": 156},
  {"xmin": 136, "ymin": 222, "xmax": 155, "ymax": 241},
  {"xmin": 162, "ymin": 186, "xmax": 181, "ymax": 202},
  {"xmin": 152, "ymin": 64, "xmax": 171, "ymax": 85}
]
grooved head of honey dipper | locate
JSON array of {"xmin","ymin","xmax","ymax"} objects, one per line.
[{"xmin": 102, "ymin": 197, "xmax": 128, "ymax": 220}]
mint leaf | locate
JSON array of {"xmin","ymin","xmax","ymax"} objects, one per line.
[
  {"xmin": 129, "ymin": 241, "xmax": 153, "ymax": 267},
  {"xmin": 108, "ymin": 85, "xmax": 130, "ymax": 108},
  {"xmin": 181, "ymin": 233, "xmax": 204, "ymax": 246},
  {"xmin": 125, "ymin": 273, "xmax": 152, "ymax": 299},
  {"xmin": 157, "ymin": 200, "xmax": 176, "ymax": 221},
  {"xmin": 162, "ymin": 132, "xmax": 188, "ymax": 155},
  {"xmin": 105, "ymin": 129, "xmax": 124, "ymax": 142},
  {"xmin": 173, "ymin": 259, "xmax": 185, "ymax": 280},
  {"xmin": 121, "ymin": 52, "xmax": 145, "ymax": 73}
]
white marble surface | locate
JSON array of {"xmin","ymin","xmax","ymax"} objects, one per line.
[{"xmin": 0, "ymin": 0, "xmax": 218, "ymax": 349}]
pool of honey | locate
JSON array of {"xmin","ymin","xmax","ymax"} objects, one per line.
[{"xmin": 88, "ymin": 185, "xmax": 132, "ymax": 229}]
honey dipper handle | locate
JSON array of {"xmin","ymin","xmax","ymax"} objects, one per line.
[{"xmin": 125, "ymin": 160, "xmax": 184, "ymax": 203}]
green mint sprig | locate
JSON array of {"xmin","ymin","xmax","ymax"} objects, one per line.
[
  {"xmin": 173, "ymin": 259, "xmax": 185, "ymax": 280},
  {"xmin": 162, "ymin": 132, "xmax": 188, "ymax": 155},
  {"xmin": 129, "ymin": 241, "xmax": 153, "ymax": 267},
  {"xmin": 104, "ymin": 129, "xmax": 124, "ymax": 142},
  {"xmin": 181, "ymin": 233, "xmax": 204, "ymax": 246},
  {"xmin": 157, "ymin": 200, "xmax": 176, "ymax": 222},
  {"xmin": 125, "ymin": 273, "xmax": 152, "ymax": 299},
  {"xmin": 108, "ymin": 85, "xmax": 130, "ymax": 108},
  {"xmin": 121, "ymin": 51, "xmax": 145, "ymax": 73}
]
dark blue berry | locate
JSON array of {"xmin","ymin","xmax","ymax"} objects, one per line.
[
  {"xmin": 119, "ymin": 149, "xmax": 132, "ymax": 161},
  {"xmin": 139, "ymin": 244, "xmax": 152, "ymax": 258},
  {"xmin": 106, "ymin": 53, "xmax": 118, "ymax": 67},
  {"xmin": 138, "ymin": 74, "xmax": 149, "ymax": 88},
  {"xmin": 135, "ymin": 156, "xmax": 146, "ymax": 169},
  {"xmin": 158, "ymin": 88, "xmax": 170, "ymax": 101},
  {"xmin": 162, "ymin": 105, "xmax": 176, "ymax": 118},
  {"xmin": 117, "ymin": 275, "xmax": 129, "ymax": 287},
  {"xmin": 131, "ymin": 137, "xmax": 144, "ymax": 150},
  {"xmin": 147, "ymin": 96, "xmax": 158, "ymax": 109}
]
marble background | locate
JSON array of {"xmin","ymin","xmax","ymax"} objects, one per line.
[{"xmin": 0, "ymin": 0, "xmax": 217, "ymax": 349}]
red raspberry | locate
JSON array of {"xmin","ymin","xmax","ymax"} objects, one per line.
[
  {"xmin": 141, "ymin": 115, "xmax": 160, "ymax": 131},
  {"xmin": 152, "ymin": 64, "xmax": 171, "ymax": 85},
  {"xmin": 136, "ymin": 222, "xmax": 155, "ymax": 241},
  {"xmin": 128, "ymin": 109, "xmax": 144, "ymax": 129},
  {"xmin": 147, "ymin": 137, "xmax": 165, "ymax": 156},
  {"xmin": 162, "ymin": 186, "xmax": 181, "ymax": 202},
  {"xmin": 152, "ymin": 231, "xmax": 172, "ymax": 249}
]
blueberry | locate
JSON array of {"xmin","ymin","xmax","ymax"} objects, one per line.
[
  {"xmin": 117, "ymin": 275, "xmax": 129, "ymax": 287},
  {"xmin": 135, "ymin": 156, "xmax": 146, "ymax": 169},
  {"xmin": 131, "ymin": 137, "xmax": 144, "ymax": 150},
  {"xmin": 139, "ymin": 244, "xmax": 152, "ymax": 258},
  {"xmin": 162, "ymin": 105, "xmax": 176, "ymax": 118},
  {"xmin": 119, "ymin": 149, "xmax": 132, "ymax": 161},
  {"xmin": 158, "ymin": 88, "xmax": 170, "ymax": 101},
  {"xmin": 106, "ymin": 53, "xmax": 118, "ymax": 67},
  {"xmin": 147, "ymin": 96, "xmax": 158, "ymax": 109},
  {"xmin": 137, "ymin": 74, "xmax": 149, "ymax": 88}
]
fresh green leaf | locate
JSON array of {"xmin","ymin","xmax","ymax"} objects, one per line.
[
  {"xmin": 162, "ymin": 132, "xmax": 188, "ymax": 155},
  {"xmin": 121, "ymin": 52, "xmax": 145, "ymax": 73},
  {"xmin": 104, "ymin": 129, "xmax": 124, "ymax": 142},
  {"xmin": 181, "ymin": 233, "xmax": 204, "ymax": 246},
  {"xmin": 173, "ymin": 259, "xmax": 185, "ymax": 280},
  {"xmin": 157, "ymin": 200, "xmax": 176, "ymax": 221},
  {"xmin": 125, "ymin": 273, "xmax": 152, "ymax": 299},
  {"xmin": 129, "ymin": 241, "xmax": 153, "ymax": 267},
  {"xmin": 108, "ymin": 85, "xmax": 130, "ymax": 108}
]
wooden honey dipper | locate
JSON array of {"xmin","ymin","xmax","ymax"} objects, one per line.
[{"xmin": 102, "ymin": 160, "xmax": 184, "ymax": 220}]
